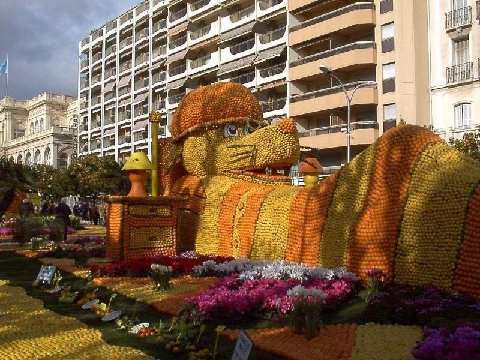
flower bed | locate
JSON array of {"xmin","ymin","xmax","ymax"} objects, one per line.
[
  {"xmin": 365, "ymin": 283, "xmax": 480, "ymax": 326},
  {"xmin": 413, "ymin": 323, "xmax": 480, "ymax": 360},
  {"xmin": 186, "ymin": 262, "xmax": 358, "ymax": 323},
  {"xmin": 90, "ymin": 253, "xmax": 233, "ymax": 277}
]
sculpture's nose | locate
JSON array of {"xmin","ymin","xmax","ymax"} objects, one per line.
[{"xmin": 277, "ymin": 118, "xmax": 297, "ymax": 135}]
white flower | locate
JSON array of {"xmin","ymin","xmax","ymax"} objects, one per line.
[{"xmin": 150, "ymin": 264, "xmax": 172, "ymax": 273}]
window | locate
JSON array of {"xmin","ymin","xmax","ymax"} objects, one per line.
[
  {"xmin": 452, "ymin": 0, "xmax": 467, "ymax": 10},
  {"xmin": 380, "ymin": 0, "xmax": 393, "ymax": 13},
  {"xmin": 383, "ymin": 104, "xmax": 397, "ymax": 131},
  {"xmin": 454, "ymin": 102, "xmax": 471, "ymax": 128},
  {"xmin": 453, "ymin": 38, "xmax": 469, "ymax": 65},
  {"xmin": 382, "ymin": 63, "xmax": 396, "ymax": 93},
  {"xmin": 381, "ymin": 23, "xmax": 395, "ymax": 53}
]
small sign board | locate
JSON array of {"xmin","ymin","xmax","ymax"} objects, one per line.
[
  {"xmin": 35, "ymin": 265, "xmax": 56, "ymax": 285},
  {"xmin": 232, "ymin": 330, "xmax": 253, "ymax": 360}
]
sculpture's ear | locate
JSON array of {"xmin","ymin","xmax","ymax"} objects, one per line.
[{"xmin": 158, "ymin": 138, "xmax": 187, "ymax": 195}]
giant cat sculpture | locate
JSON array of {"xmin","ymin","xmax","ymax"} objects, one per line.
[{"xmin": 161, "ymin": 82, "xmax": 480, "ymax": 298}]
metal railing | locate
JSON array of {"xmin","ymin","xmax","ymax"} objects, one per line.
[
  {"xmin": 169, "ymin": 63, "xmax": 186, "ymax": 76},
  {"xmin": 135, "ymin": 27, "xmax": 149, "ymax": 41},
  {"xmin": 230, "ymin": 71, "xmax": 255, "ymax": 84},
  {"xmin": 106, "ymin": 20, "xmax": 117, "ymax": 32},
  {"xmin": 170, "ymin": 7, "xmax": 187, "ymax": 22},
  {"xmin": 153, "ymin": 71, "xmax": 167, "ymax": 83},
  {"xmin": 191, "ymin": 23, "xmax": 212, "ymax": 40},
  {"xmin": 260, "ymin": 97, "xmax": 286, "ymax": 112},
  {"xmin": 120, "ymin": 61, "xmax": 132, "ymax": 72},
  {"xmin": 105, "ymin": 45, "xmax": 116, "ymax": 57},
  {"xmin": 298, "ymin": 120, "xmax": 378, "ymax": 137},
  {"xmin": 81, "ymin": 37, "xmax": 89, "ymax": 47},
  {"xmin": 92, "ymin": 29, "xmax": 103, "ymax": 40},
  {"xmin": 259, "ymin": 62, "xmax": 286, "ymax": 78},
  {"xmin": 80, "ymin": 58, "xmax": 89, "ymax": 68},
  {"xmin": 191, "ymin": 0, "xmax": 210, "ymax": 11},
  {"xmin": 169, "ymin": 34, "xmax": 187, "ymax": 49},
  {"xmin": 135, "ymin": 52, "xmax": 149, "ymax": 66},
  {"xmin": 120, "ymin": 11, "xmax": 133, "ymax": 25},
  {"xmin": 118, "ymin": 135, "xmax": 131, "ymax": 145},
  {"xmin": 445, "ymin": 6, "xmax": 472, "ymax": 29},
  {"xmin": 104, "ymin": 91, "xmax": 115, "ymax": 101},
  {"xmin": 120, "ymin": 36, "xmax": 133, "ymax": 49},
  {"xmin": 153, "ymin": 19, "xmax": 167, "ymax": 32},
  {"xmin": 190, "ymin": 53, "xmax": 211, "ymax": 69},
  {"xmin": 230, "ymin": 37, "xmax": 255, "ymax": 55},
  {"xmin": 259, "ymin": 26, "xmax": 286, "ymax": 44},
  {"xmin": 105, "ymin": 67, "xmax": 116, "ymax": 78},
  {"xmin": 135, "ymin": 77, "xmax": 149, "ymax": 90},
  {"xmin": 153, "ymin": 44, "xmax": 167, "ymax": 57},
  {"xmin": 446, "ymin": 62, "xmax": 474, "ymax": 83},
  {"xmin": 136, "ymin": 2, "xmax": 149, "ymax": 15},
  {"xmin": 92, "ymin": 52, "xmax": 102, "ymax": 63},
  {"xmin": 259, "ymin": 0, "xmax": 283, "ymax": 11},
  {"xmin": 118, "ymin": 86, "xmax": 130, "ymax": 97},
  {"xmin": 230, "ymin": 5, "xmax": 254, "ymax": 23}
]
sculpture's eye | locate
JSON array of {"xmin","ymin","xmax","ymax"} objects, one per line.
[
  {"xmin": 224, "ymin": 124, "xmax": 239, "ymax": 137},
  {"xmin": 245, "ymin": 123, "xmax": 257, "ymax": 134}
]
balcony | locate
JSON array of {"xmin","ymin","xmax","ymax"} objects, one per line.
[
  {"xmin": 80, "ymin": 79, "xmax": 89, "ymax": 90},
  {"xmin": 104, "ymin": 91, "xmax": 116, "ymax": 102},
  {"xmin": 290, "ymin": 82, "xmax": 377, "ymax": 117},
  {"xmin": 135, "ymin": 28, "xmax": 149, "ymax": 42},
  {"xmin": 445, "ymin": 6, "xmax": 472, "ymax": 31},
  {"xmin": 290, "ymin": 2, "xmax": 376, "ymax": 47},
  {"xmin": 79, "ymin": 123, "xmax": 88, "ymax": 132},
  {"xmin": 446, "ymin": 62, "xmax": 474, "ymax": 84},
  {"xmin": 103, "ymin": 136, "xmax": 115, "ymax": 148},
  {"xmin": 120, "ymin": 36, "xmax": 133, "ymax": 50},
  {"xmin": 298, "ymin": 121, "xmax": 379, "ymax": 150},
  {"xmin": 81, "ymin": 37, "xmax": 89, "ymax": 47},
  {"xmin": 91, "ymin": 95, "xmax": 101, "ymax": 107},
  {"xmin": 257, "ymin": 62, "xmax": 287, "ymax": 84},
  {"xmin": 230, "ymin": 70, "xmax": 256, "ymax": 87},
  {"xmin": 105, "ymin": 45, "xmax": 116, "ymax": 57},
  {"xmin": 153, "ymin": 44, "xmax": 167, "ymax": 58},
  {"xmin": 169, "ymin": 7, "xmax": 188, "ymax": 27},
  {"xmin": 257, "ymin": 0, "xmax": 285, "ymax": 18},
  {"xmin": 118, "ymin": 85, "xmax": 131, "ymax": 97},
  {"xmin": 104, "ymin": 114, "xmax": 115, "ymax": 126},
  {"xmin": 80, "ymin": 100, "xmax": 88, "ymax": 111},
  {"xmin": 80, "ymin": 58, "xmax": 89, "ymax": 69},
  {"xmin": 119, "ymin": 11, "xmax": 134, "ymax": 26},
  {"xmin": 92, "ymin": 28, "xmax": 103, "ymax": 41},
  {"xmin": 260, "ymin": 97, "xmax": 287, "ymax": 116},
  {"xmin": 91, "ymin": 117, "xmax": 101, "ymax": 129},
  {"xmin": 119, "ymin": 61, "xmax": 132, "ymax": 73},
  {"xmin": 189, "ymin": 20, "xmax": 219, "ymax": 45},
  {"xmin": 134, "ymin": 130, "xmax": 148, "ymax": 142},
  {"xmin": 119, "ymin": 110, "xmax": 132, "ymax": 122},
  {"xmin": 153, "ymin": 71, "xmax": 167, "ymax": 84},
  {"xmin": 91, "ymin": 73, "xmax": 102, "ymax": 85},
  {"xmin": 135, "ymin": 52, "xmax": 149, "ymax": 67},
  {"xmin": 105, "ymin": 67, "xmax": 116, "ymax": 79},
  {"xmin": 153, "ymin": 99, "xmax": 166, "ymax": 111},
  {"xmin": 136, "ymin": 1, "xmax": 149, "ymax": 16},
  {"xmin": 153, "ymin": 19, "xmax": 167, "ymax": 33},
  {"xmin": 258, "ymin": 26, "xmax": 286, "ymax": 51},
  {"xmin": 169, "ymin": 62, "xmax": 187, "ymax": 78},
  {"xmin": 169, "ymin": 34, "xmax": 187, "ymax": 53},
  {"xmin": 189, "ymin": 0, "xmax": 218, "ymax": 17},
  {"xmin": 168, "ymin": 93, "xmax": 185, "ymax": 107},
  {"xmin": 135, "ymin": 77, "xmax": 149, "ymax": 91},
  {"xmin": 118, "ymin": 135, "xmax": 131, "ymax": 145},
  {"xmin": 106, "ymin": 20, "xmax": 117, "ymax": 33},
  {"xmin": 290, "ymin": 41, "xmax": 376, "ymax": 81},
  {"xmin": 221, "ymin": 4, "xmax": 255, "ymax": 33},
  {"xmin": 92, "ymin": 52, "xmax": 102, "ymax": 64},
  {"xmin": 188, "ymin": 50, "xmax": 219, "ymax": 74},
  {"xmin": 90, "ymin": 140, "xmax": 101, "ymax": 151},
  {"xmin": 134, "ymin": 102, "xmax": 149, "ymax": 117},
  {"xmin": 152, "ymin": 0, "xmax": 163, "ymax": 8},
  {"xmin": 221, "ymin": 37, "xmax": 255, "ymax": 63}
]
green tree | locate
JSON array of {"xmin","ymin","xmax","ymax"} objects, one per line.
[
  {"xmin": 67, "ymin": 155, "xmax": 128, "ymax": 198},
  {"xmin": 32, "ymin": 164, "xmax": 74, "ymax": 200},
  {"xmin": 449, "ymin": 129, "xmax": 480, "ymax": 162}
]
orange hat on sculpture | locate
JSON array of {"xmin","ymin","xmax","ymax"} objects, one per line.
[{"xmin": 171, "ymin": 82, "xmax": 263, "ymax": 141}]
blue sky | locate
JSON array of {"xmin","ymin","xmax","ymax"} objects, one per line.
[{"xmin": 0, "ymin": 0, "xmax": 140, "ymax": 99}]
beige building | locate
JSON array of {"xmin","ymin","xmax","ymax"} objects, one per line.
[
  {"xmin": 0, "ymin": 93, "xmax": 77, "ymax": 169},
  {"xmin": 429, "ymin": 0, "xmax": 480, "ymax": 141},
  {"xmin": 289, "ymin": 0, "xmax": 430, "ymax": 166}
]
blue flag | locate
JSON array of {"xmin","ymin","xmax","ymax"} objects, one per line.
[{"xmin": 0, "ymin": 58, "xmax": 8, "ymax": 75}]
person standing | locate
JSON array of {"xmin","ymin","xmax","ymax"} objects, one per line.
[
  {"xmin": 20, "ymin": 198, "xmax": 34, "ymax": 217},
  {"xmin": 55, "ymin": 201, "xmax": 71, "ymax": 241}
]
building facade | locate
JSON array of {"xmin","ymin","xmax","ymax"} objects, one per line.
[
  {"xmin": 78, "ymin": 0, "xmax": 288, "ymax": 164},
  {"xmin": 429, "ymin": 0, "xmax": 480, "ymax": 141},
  {"xmin": 0, "ymin": 93, "xmax": 77, "ymax": 169},
  {"xmin": 289, "ymin": 0, "xmax": 430, "ymax": 166}
]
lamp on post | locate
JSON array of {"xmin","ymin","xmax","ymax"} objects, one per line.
[{"xmin": 319, "ymin": 65, "xmax": 376, "ymax": 164}]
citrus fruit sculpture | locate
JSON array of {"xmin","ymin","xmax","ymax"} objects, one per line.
[{"xmin": 170, "ymin": 82, "xmax": 480, "ymax": 298}]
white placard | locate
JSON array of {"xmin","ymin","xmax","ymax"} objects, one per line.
[
  {"xmin": 35, "ymin": 265, "xmax": 56, "ymax": 285},
  {"xmin": 232, "ymin": 330, "xmax": 253, "ymax": 360}
]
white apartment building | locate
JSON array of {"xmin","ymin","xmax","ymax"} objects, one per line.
[
  {"xmin": 78, "ymin": 0, "xmax": 288, "ymax": 164},
  {"xmin": 0, "ymin": 93, "xmax": 77, "ymax": 169},
  {"xmin": 429, "ymin": 0, "xmax": 480, "ymax": 140}
]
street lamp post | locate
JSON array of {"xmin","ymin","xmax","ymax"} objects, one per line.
[{"xmin": 319, "ymin": 66, "xmax": 376, "ymax": 164}]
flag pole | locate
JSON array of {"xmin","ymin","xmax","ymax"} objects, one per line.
[{"xmin": 6, "ymin": 54, "xmax": 8, "ymax": 97}]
